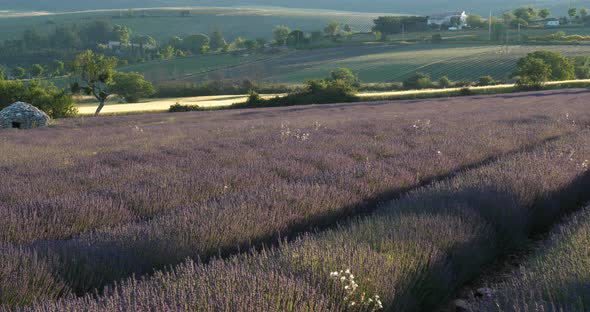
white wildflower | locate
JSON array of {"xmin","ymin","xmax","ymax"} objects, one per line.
[{"xmin": 329, "ymin": 269, "xmax": 383, "ymax": 311}]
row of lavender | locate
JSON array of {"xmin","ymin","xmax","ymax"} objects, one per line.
[
  {"xmin": 1, "ymin": 93, "xmax": 587, "ymax": 304},
  {"xmin": 470, "ymin": 207, "xmax": 590, "ymax": 311},
  {"xmin": 4, "ymin": 110, "xmax": 590, "ymax": 310}
]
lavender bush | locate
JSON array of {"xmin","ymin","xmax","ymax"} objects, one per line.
[
  {"xmin": 469, "ymin": 204, "xmax": 590, "ymax": 312},
  {"xmin": 1, "ymin": 89, "xmax": 590, "ymax": 309}
]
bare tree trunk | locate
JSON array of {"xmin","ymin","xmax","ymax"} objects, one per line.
[{"xmin": 95, "ymin": 99, "xmax": 105, "ymax": 116}]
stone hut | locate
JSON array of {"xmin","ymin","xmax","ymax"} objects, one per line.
[{"xmin": 0, "ymin": 102, "xmax": 50, "ymax": 129}]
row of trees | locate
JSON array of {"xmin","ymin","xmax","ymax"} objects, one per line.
[
  {"xmin": 372, "ymin": 16, "xmax": 429, "ymax": 35},
  {"xmin": 3, "ymin": 61, "xmax": 65, "ymax": 80},
  {"xmin": 272, "ymin": 22, "xmax": 354, "ymax": 46}
]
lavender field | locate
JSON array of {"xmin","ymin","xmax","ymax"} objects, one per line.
[
  {"xmin": 469, "ymin": 204, "xmax": 590, "ymax": 311},
  {"xmin": 1, "ymin": 89, "xmax": 590, "ymax": 311}
]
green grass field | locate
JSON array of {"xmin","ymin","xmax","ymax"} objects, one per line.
[
  {"xmin": 0, "ymin": 6, "xmax": 383, "ymax": 42},
  {"xmin": 136, "ymin": 43, "xmax": 590, "ymax": 84},
  {"xmin": 119, "ymin": 53, "xmax": 268, "ymax": 82}
]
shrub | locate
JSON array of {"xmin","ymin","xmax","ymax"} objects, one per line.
[
  {"xmin": 168, "ymin": 103, "xmax": 204, "ymax": 112},
  {"xmin": 329, "ymin": 68, "xmax": 359, "ymax": 87},
  {"xmin": 573, "ymin": 56, "xmax": 590, "ymax": 79},
  {"xmin": 438, "ymin": 76, "xmax": 452, "ymax": 88},
  {"xmin": 515, "ymin": 51, "xmax": 575, "ymax": 82},
  {"xmin": 111, "ymin": 72, "xmax": 155, "ymax": 103},
  {"xmin": 237, "ymin": 78, "xmax": 358, "ymax": 108},
  {"xmin": 476, "ymin": 76, "xmax": 497, "ymax": 87},
  {"xmin": 403, "ymin": 72, "xmax": 433, "ymax": 90},
  {"xmin": 0, "ymin": 80, "xmax": 77, "ymax": 118},
  {"xmin": 514, "ymin": 56, "xmax": 551, "ymax": 90}
]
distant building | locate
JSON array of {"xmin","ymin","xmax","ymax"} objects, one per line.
[
  {"xmin": 546, "ymin": 20, "xmax": 560, "ymax": 27},
  {"xmin": 428, "ymin": 11, "xmax": 468, "ymax": 29}
]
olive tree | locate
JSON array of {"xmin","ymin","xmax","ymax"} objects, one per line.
[{"xmin": 70, "ymin": 50, "xmax": 118, "ymax": 115}]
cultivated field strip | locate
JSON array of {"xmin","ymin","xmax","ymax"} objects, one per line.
[
  {"xmin": 179, "ymin": 44, "xmax": 590, "ymax": 84},
  {"xmin": 6, "ymin": 115, "xmax": 590, "ymax": 312},
  {"xmin": 469, "ymin": 204, "xmax": 590, "ymax": 311},
  {"xmin": 0, "ymin": 90, "xmax": 589, "ymax": 307}
]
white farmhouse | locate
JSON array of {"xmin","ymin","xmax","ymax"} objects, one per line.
[{"xmin": 428, "ymin": 11, "xmax": 468, "ymax": 28}]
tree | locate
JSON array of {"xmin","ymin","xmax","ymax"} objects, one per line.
[
  {"xmin": 324, "ymin": 21, "xmax": 342, "ymax": 39},
  {"xmin": 0, "ymin": 66, "xmax": 6, "ymax": 80},
  {"xmin": 132, "ymin": 35, "xmax": 156, "ymax": 50},
  {"xmin": 272, "ymin": 25, "xmax": 291, "ymax": 46},
  {"xmin": 229, "ymin": 37, "xmax": 247, "ymax": 51},
  {"xmin": 525, "ymin": 51, "xmax": 575, "ymax": 81},
  {"xmin": 514, "ymin": 56, "xmax": 551, "ymax": 89},
  {"xmin": 569, "ymin": 8, "xmax": 577, "ymax": 22},
  {"xmin": 581, "ymin": 8, "xmax": 588, "ymax": 19},
  {"xmin": 113, "ymin": 24, "xmax": 132, "ymax": 45},
  {"xmin": 373, "ymin": 16, "xmax": 428, "ymax": 34},
  {"xmin": 11, "ymin": 67, "xmax": 26, "ymax": 80},
  {"xmin": 539, "ymin": 9, "xmax": 551, "ymax": 19},
  {"xmin": 182, "ymin": 33, "xmax": 210, "ymax": 54},
  {"xmin": 209, "ymin": 29, "xmax": 227, "ymax": 51},
  {"xmin": 80, "ymin": 20, "xmax": 113, "ymax": 46},
  {"xmin": 329, "ymin": 68, "xmax": 359, "ymax": 86},
  {"xmin": 502, "ymin": 11, "xmax": 516, "ymax": 23},
  {"xmin": 49, "ymin": 60, "xmax": 65, "ymax": 77},
  {"xmin": 70, "ymin": 50, "xmax": 118, "ymax": 115},
  {"xmin": 111, "ymin": 72, "xmax": 155, "ymax": 103},
  {"xmin": 492, "ymin": 22, "xmax": 508, "ymax": 42},
  {"xmin": 513, "ymin": 7, "xmax": 536, "ymax": 23},
  {"xmin": 403, "ymin": 72, "xmax": 433, "ymax": 89},
  {"xmin": 438, "ymin": 76, "xmax": 452, "ymax": 88},
  {"xmin": 51, "ymin": 26, "xmax": 81, "ymax": 49},
  {"xmin": 286, "ymin": 30, "xmax": 305, "ymax": 46},
  {"xmin": 244, "ymin": 39, "xmax": 259, "ymax": 51},
  {"xmin": 160, "ymin": 45, "xmax": 175, "ymax": 59},
  {"xmin": 466, "ymin": 15, "xmax": 486, "ymax": 28},
  {"xmin": 29, "ymin": 64, "xmax": 44, "ymax": 78},
  {"xmin": 511, "ymin": 18, "xmax": 528, "ymax": 28},
  {"xmin": 573, "ymin": 56, "xmax": 590, "ymax": 79}
]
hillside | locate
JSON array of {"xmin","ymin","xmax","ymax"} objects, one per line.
[
  {"xmin": 0, "ymin": 0, "xmax": 586, "ymax": 15},
  {"xmin": 0, "ymin": 7, "xmax": 381, "ymax": 42}
]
